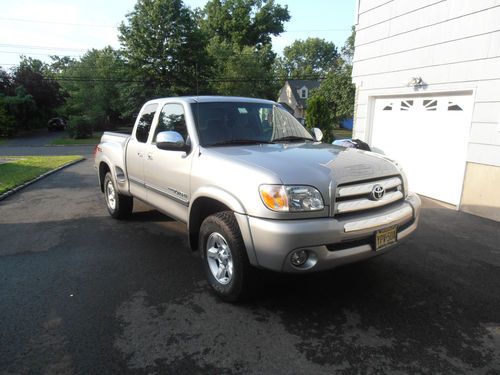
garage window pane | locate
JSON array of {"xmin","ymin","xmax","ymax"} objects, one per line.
[
  {"xmin": 401, "ymin": 100, "xmax": 414, "ymax": 111},
  {"xmin": 423, "ymin": 99, "xmax": 437, "ymax": 111},
  {"xmin": 448, "ymin": 102, "xmax": 463, "ymax": 111}
]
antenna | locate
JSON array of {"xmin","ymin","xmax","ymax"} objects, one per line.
[
  {"xmin": 195, "ymin": 63, "xmax": 199, "ymax": 97},
  {"xmin": 195, "ymin": 62, "xmax": 201, "ymax": 154}
]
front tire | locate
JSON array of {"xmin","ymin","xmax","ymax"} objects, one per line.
[
  {"xmin": 199, "ymin": 211, "xmax": 252, "ymax": 302},
  {"xmin": 104, "ymin": 172, "xmax": 133, "ymax": 219}
]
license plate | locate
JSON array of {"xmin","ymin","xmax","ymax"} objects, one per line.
[{"xmin": 375, "ymin": 225, "xmax": 398, "ymax": 251}]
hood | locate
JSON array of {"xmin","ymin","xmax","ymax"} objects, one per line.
[{"xmin": 203, "ymin": 142, "xmax": 400, "ymax": 201}]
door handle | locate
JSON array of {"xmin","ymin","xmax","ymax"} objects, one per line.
[
  {"xmin": 137, "ymin": 152, "xmax": 143, "ymax": 158},
  {"xmin": 147, "ymin": 153, "xmax": 153, "ymax": 160}
]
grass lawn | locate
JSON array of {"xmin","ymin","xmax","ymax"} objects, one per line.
[
  {"xmin": 0, "ymin": 155, "xmax": 83, "ymax": 194},
  {"xmin": 50, "ymin": 133, "xmax": 103, "ymax": 145},
  {"xmin": 50, "ymin": 127, "xmax": 132, "ymax": 145},
  {"xmin": 333, "ymin": 128, "xmax": 353, "ymax": 140}
]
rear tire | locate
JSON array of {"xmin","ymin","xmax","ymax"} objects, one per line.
[
  {"xmin": 104, "ymin": 172, "xmax": 133, "ymax": 219},
  {"xmin": 199, "ymin": 211, "xmax": 252, "ymax": 302}
]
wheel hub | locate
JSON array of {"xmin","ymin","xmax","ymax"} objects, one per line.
[
  {"xmin": 206, "ymin": 232, "xmax": 233, "ymax": 285},
  {"xmin": 106, "ymin": 180, "xmax": 116, "ymax": 210}
]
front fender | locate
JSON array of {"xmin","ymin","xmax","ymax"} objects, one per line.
[{"xmin": 189, "ymin": 186, "xmax": 247, "ymax": 215}]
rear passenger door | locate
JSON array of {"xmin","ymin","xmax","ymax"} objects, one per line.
[{"xmin": 126, "ymin": 103, "xmax": 158, "ymax": 200}]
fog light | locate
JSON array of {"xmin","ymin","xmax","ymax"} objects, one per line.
[{"xmin": 290, "ymin": 250, "xmax": 308, "ymax": 267}]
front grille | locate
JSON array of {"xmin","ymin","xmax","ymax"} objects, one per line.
[{"xmin": 334, "ymin": 176, "xmax": 404, "ymax": 215}]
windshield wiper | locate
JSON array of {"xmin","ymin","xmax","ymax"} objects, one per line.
[
  {"xmin": 208, "ymin": 139, "xmax": 275, "ymax": 147},
  {"xmin": 272, "ymin": 136, "xmax": 313, "ymax": 143}
]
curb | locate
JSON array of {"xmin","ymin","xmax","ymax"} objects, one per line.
[
  {"xmin": 46, "ymin": 144, "xmax": 97, "ymax": 147},
  {"xmin": 0, "ymin": 144, "xmax": 96, "ymax": 148},
  {"xmin": 0, "ymin": 157, "xmax": 86, "ymax": 202}
]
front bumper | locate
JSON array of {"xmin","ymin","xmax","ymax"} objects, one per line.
[{"xmin": 235, "ymin": 193, "xmax": 421, "ymax": 272}]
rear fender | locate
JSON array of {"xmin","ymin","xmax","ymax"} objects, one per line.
[{"xmin": 97, "ymin": 153, "xmax": 130, "ymax": 196}]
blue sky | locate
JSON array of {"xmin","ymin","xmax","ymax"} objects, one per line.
[{"xmin": 0, "ymin": 0, "xmax": 355, "ymax": 69}]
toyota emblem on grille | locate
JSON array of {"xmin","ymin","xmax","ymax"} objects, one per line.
[{"xmin": 370, "ymin": 184, "xmax": 385, "ymax": 201}]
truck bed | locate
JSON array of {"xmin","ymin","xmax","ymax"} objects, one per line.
[{"xmin": 101, "ymin": 131, "xmax": 130, "ymax": 146}]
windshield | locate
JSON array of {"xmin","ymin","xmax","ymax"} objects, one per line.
[{"xmin": 191, "ymin": 102, "xmax": 314, "ymax": 147}]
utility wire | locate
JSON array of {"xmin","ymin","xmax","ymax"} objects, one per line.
[
  {"xmin": 0, "ymin": 43, "xmax": 91, "ymax": 52},
  {"xmin": 41, "ymin": 75, "xmax": 326, "ymax": 83},
  {"xmin": 0, "ymin": 50, "xmax": 82, "ymax": 57},
  {"xmin": 0, "ymin": 17, "xmax": 349, "ymax": 33},
  {"xmin": 0, "ymin": 17, "xmax": 118, "ymax": 28}
]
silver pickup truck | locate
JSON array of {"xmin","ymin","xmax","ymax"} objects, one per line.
[{"xmin": 95, "ymin": 96, "xmax": 421, "ymax": 301}]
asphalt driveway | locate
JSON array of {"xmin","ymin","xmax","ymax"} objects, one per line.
[{"xmin": 0, "ymin": 158, "xmax": 499, "ymax": 374}]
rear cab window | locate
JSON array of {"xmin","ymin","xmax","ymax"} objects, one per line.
[{"xmin": 135, "ymin": 103, "xmax": 158, "ymax": 143}]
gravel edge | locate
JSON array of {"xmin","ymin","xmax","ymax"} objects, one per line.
[{"xmin": 0, "ymin": 157, "xmax": 86, "ymax": 202}]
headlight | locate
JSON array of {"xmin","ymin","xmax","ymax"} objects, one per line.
[{"xmin": 259, "ymin": 185, "xmax": 324, "ymax": 212}]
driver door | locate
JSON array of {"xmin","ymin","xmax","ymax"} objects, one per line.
[{"xmin": 144, "ymin": 103, "xmax": 192, "ymax": 223}]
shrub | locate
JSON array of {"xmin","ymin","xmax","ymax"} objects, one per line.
[
  {"xmin": 0, "ymin": 105, "xmax": 16, "ymax": 137},
  {"xmin": 67, "ymin": 115, "xmax": 93, "ymax": 139},
  {"xmin": 305, "ymin": 94, "xmax": 333, "ymax": 143}
]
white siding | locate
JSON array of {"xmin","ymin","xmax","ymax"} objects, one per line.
[
  {"xmin": 358, "ymin": 0, "xmax": 393, "ymax": 15},
  {"xmin": 467, "ymin": 143, "xmax": 500, "ymax": 166},
  {"xmin": 352, "ymin": 0, "xmax": 500, "ymax": 167}
]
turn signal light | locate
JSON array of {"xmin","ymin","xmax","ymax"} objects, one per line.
[{"xmin": 259, "ymin": 185, "xmax": 288, "ymax": 211}]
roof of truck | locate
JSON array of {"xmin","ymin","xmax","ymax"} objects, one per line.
[{"xmin": 144, "ymin": 96, "xmax": 277, "ymax": 106}]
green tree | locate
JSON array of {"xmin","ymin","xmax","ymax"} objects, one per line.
[
  {"xmin": 0, "ymin": 98, "xmax": 16, "ymax": 137},
  {"xmin": 0, "ymin": 68, "xmax": 14, "ymax": 95},
  {"xmin": 118, "ymin": 0, "xmax": 209, "ymax": 103},
  {"xmin": 200, "ymin": 0, "xmax": 290, "ymax": 97},
  {"xmin": 207, "ymin": 40, "xmax": 277, "ymax": 97},
  {"xmin": 313, "ymin": 65, "xmax": 355, "ymax": 126},
  {"xmin": 50, "ymin": 56, "xmax": 76, "ymax": 75},
  {"xmin": 305, "ymin": 28, "xmax": 356, "ymax": 137},
  {"xmin": 13, "ymin": 57, "xmax": 67, "ymax": 125},
  {"xmin": 305, "ymin": 94, "xmax": 333, "ymax": 142},
  {"xmin": 58, "ymin": 47, "xmax": 127, "ymax": 132},
  {"xmin": 200, "ymin": 0, "xmax": 290, "ymax": 48},
  {"xmin": 1, "ymin": 68, "xmax": 34, "ymax": 135},
  {"xmin": 0, "ymin": 87, "xmax": 38, "ymax": 131},
  {"xmin": 341, "ymin": 26, "xmax": 355, "ymax": 65},
  {"xmin": 278, "ymin": 37, "xmax": 339, "ymax": 79},
  {"xmin": 308, "ymin": 65, "xmax": 355, "ymax": 130}
]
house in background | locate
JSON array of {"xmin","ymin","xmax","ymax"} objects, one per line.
[
  {"xmin": 277, "ymin": 79, "xmax": 320, "ymax": 123},
  {"xmin": 351, "ymin": 0, "xmax": 500, "ymax": 221}
]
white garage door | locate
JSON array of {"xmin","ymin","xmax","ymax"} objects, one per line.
[{"xmin": 370, "ymin": 93, "xmax": 472, "ymax": 206}]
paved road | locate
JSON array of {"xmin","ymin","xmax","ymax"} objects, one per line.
[
  {"xmin": 0, "ymin": 129, "xmax": 95, "ymax": 157},
  {"xmin": 2, "ymin": 129, "xmax": 64, "ymax": 147},
  {"xmin": 0, "ymin": 159, "xmax": 499, "ymax": 374}
]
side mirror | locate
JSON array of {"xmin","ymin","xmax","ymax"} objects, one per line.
[
  {"xmin": 312, "ymin": 128, "xmax": 323, "ymax": 142},
  {"xmin": 156, "ymin": 131, "xmax": 188, "ymax": 151}
]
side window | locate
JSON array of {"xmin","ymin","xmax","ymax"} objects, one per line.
[
  {"xmin": 154, "ymin": 103, "xmax": 188, "ymax": 142},
  {"xmin": 135, "ymin": 104, "xmax": 158, "ymax": 143}
]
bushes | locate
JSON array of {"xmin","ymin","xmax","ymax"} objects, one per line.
[
  {"xmin": 305, "ymin": 94, "xmax": 333, "ymax": 143},
  {"xmin": 0, "ymin": 105, "xmax": 16, "ymax": 137},
  {"xmin": 67, "ymin": 115, "xmax": 93, "ymax": 139}
]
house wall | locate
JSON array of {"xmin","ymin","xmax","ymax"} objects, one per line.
[
  {"xmin": 461, "ymin": 162, "xmax": 500, "ymax": 221},
  {"xmin": 352, "ymin": 0, "xmax": 500, "ymax": 221},
  {"xmin": 278, "ymin": 83, "xmax": 301, "ymax": 118}
]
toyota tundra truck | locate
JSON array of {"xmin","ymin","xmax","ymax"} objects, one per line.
[{"xmin": 94, "ymin": 96, "xmax": 421, "ymax": 301}]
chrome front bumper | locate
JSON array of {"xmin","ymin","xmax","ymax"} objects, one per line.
[{"xmin": 235, "ymin": 193, "xmax": 421, "ymax": 272}]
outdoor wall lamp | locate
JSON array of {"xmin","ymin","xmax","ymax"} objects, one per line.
[{"xmin": 407, "ymin": 76, "xmax": 424, "ymax": 88}]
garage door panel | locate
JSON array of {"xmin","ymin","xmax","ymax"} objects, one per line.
[{"xmin": 370, "ymin": 94, "xmax": 472, "ymax": 205}]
